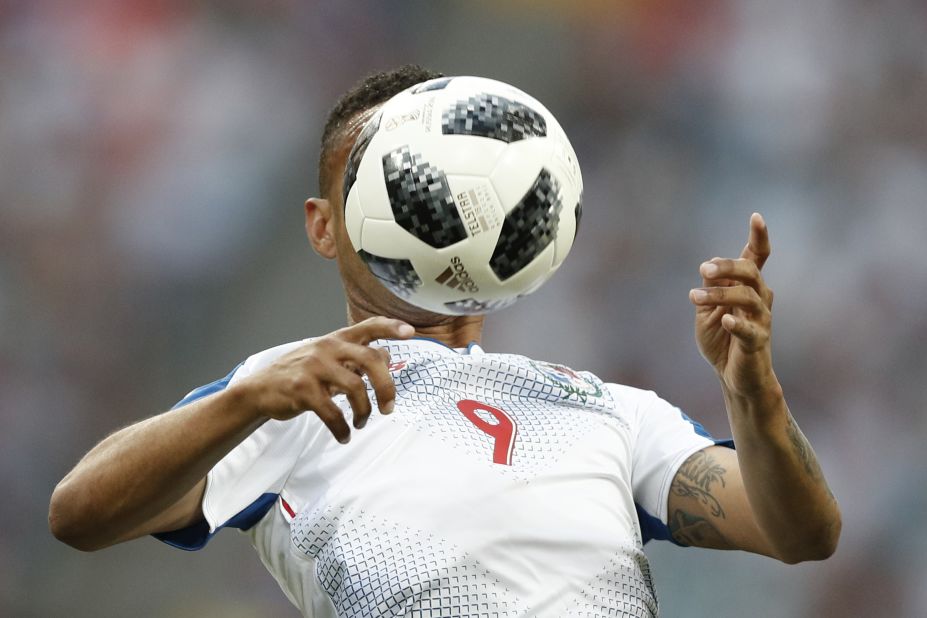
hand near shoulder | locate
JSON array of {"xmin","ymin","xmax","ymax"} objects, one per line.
[
  {"xmin": 689, "ymin": 213, "xmax": 780, "ymax": 401},
  {"xmin": 232, "ymin": 316, "xmax": 415, "ymax": 443},
  {"xmin": 48, "ymin": 316, "xmax": 414, "ymax": 551}
]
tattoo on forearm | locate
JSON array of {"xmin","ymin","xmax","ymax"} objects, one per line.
[
  {"xmin": 670, "ymin": 450, "xmax": 728, "ymax": 518},
  {"xmin": 785, "ymin": 414, "xmax": 837, "ymax": 506},
  {"xmin": 785, "ymin": 415, "xmax": 824, "ymax": 482},
  {"xmin": 668, "ymin": 509, "xmax": 733, "ymax": 548}
]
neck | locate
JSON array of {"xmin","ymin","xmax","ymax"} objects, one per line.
[
  {"xmin": 346, "ymin": 301, "xmax": 484, "ymax": 348},
  {"xmin": 409, "ymin": 318, "xmax": 485, "ymax": 348}
]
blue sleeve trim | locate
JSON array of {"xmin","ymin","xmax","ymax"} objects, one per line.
[
  {"xmin": 679, "ymin": 410, "xmax": 735, "ymax": 449},
  {"xmin": 637, "ymin": 411, "xmax": 735, "ymax": 546},
  {"xmin": 155, "ymin": 361, "xmax": 264, "ymax": 552},
  {"xmin": 171, "ymin": 362, "xmax": 245, "ymax": 410},
  {"xmin": 636, "ymin": 502, "xmax": 680, "ymax": 546},
  {"xmin": 153, "ymin": 518, "xmax": 212, "ymax": 551},
  {"xmin": 153, "ymin": 492, "xmax": 279, "ymax": 551},
  {"xmin": 679, "ymin": 409, "xmax": 711, "ymax": 439},
  {"xmin": 223, "ymin": 492, "xmax": 279, "ymax": 531}
]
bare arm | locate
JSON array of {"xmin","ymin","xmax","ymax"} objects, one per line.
[
  {"xmin": 671, "ymin": 214, "xmax": 840, "ymax": 563},
  {"xmin": 668, "ymin": 422, "xmax": 839, "ymax": 562},
  {"xmin": 49, "ymin": 389, "xmax": 261, "ymax": 551},
  {"xmin": 49, "ymin": 317, "xmax": 414, "ymax": 551}
]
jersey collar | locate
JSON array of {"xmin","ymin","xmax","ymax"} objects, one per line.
[{"xmin": 408, "ymin": 336, "xmax": 484, "ymax": 355}]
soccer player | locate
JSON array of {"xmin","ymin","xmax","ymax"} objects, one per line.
[{"xmin": 49, "ymin": 66, "xmax": 840, "ymax": 617}]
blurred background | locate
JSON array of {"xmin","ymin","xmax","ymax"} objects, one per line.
[{"xmin": 2, "ymin": 0, "xmax": 925, "ymax": 616}]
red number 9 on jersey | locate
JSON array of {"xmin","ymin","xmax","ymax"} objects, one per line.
[{"xmin": 456, "ymin": 399, "xmax": 517, "ymax": 466}]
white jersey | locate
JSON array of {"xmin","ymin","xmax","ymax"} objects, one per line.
[{"xmin": 157, "ymin": 337, "xmax": 724, "ymax": 617}]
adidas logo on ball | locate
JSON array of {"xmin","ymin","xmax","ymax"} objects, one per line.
[{"xmin": 434, "ymin": 257, "xmax": 479, "ymax": 293}]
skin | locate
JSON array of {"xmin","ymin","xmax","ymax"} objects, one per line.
[
  {"xmin": 668, "ymin": 214, "xmax": 841, "ymax": 562},
  {"xmin": 49, "ymin": 107, "xmax": 840, "ymax": 564}
]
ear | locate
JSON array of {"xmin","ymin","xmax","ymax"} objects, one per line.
[{"xmin": 304, "ymin": 198, "xmax": 337, "ymax": 259}]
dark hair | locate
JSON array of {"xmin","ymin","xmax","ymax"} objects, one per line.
[{"xmin": 318, "ymin": 64, "xmax": 444, "ymax": 200}]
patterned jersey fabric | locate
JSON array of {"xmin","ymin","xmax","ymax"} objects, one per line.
[{"xmin": 159, "ymin": 337, "xmax": 718, "ymax": 617}]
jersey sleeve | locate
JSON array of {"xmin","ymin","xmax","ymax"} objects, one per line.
[
  {"xmin": 154, "ymin": 341, "xmax": 316, "ymax": 551},
  {"xmin": 608, "ymin": 384, "xmax": 734, "ymax": 545}
]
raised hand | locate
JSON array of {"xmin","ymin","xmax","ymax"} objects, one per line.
[
  {"xmin": 237, "ymin": 316, "xmax": 415, "ymax": 442},
  {"xmin": 689, "ymin": 213, "xmax": 777, "ymax": 397}
]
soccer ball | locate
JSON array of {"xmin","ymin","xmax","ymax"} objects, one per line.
[{"xmin": 342, "ymin": 76, "xmax": 583, "ymax": 315}]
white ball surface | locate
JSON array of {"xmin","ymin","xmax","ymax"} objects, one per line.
[{"xmin": 343, "ymin": 76, "xmax": 583, "ymax": 315}]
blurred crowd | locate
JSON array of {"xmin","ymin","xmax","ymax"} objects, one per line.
[{"xmin": 2, "ymin": 1, "xmax": 925, "ymax": 616}]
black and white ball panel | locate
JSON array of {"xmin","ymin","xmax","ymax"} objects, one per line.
[
  {"xmin": 411, "ymin": 135, "xmax": 505, "ymax": 178},
  {"xmin": 443, "ymin": 296, "xmax": 518, "ymax": 315},
  {"xmin": 410, "ymin": 76, "xmax": 454, "ymax": 94},
  {"xmin": 382, "ymin": 145, "xmax": 467, "ymax": 249},
  {"xmin": 342, "ymin": 188, "xmax": 366, "ymax": 257},
  {"xmin": 442, "ymin": 93, "xmax": 547, "ymax": 143},
  {"xmin": 488, "ymin": 136, "xmax": 579, "ymax": 279},
  {"xmin": 350, "ymin": 123, "xmax": 502, "ymax": 223},
  {"xmin": 343, "ymin": 109, "xmax": 382, "ymax": 207},
  {"xmin": 490, "ymin": 169, "xmax": 563, "ymax": 281},
  {"xmin": 573, "ymin": 196, "xmax": 583, "ymax": 241},
  {"xmin": 545, "ymin": 132, "xmax": 582, "ymax": 268},
  {"xmin": 356, "ymin": 250, "xmax": 422, "ymax": 299},
  {"xmin": 359, "ymin": 172, "xmax": 505, "ymax": 275}
]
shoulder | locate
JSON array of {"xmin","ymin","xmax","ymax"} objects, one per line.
[
  {"xmin": 600, "ymin": 382, "xmax": 672, "ymax": 431},
  {"xmin": 603, "ymin": 383, "xmax": 663, "ymax": 410},
  {"xmin": 603, "ymin": 382, "xmax": 691, "ymax": 427},
  {"xmin": 172, "ymin": 337, "xmax": 316, "ymax": 410},
  {"xmin": 484, "ymin": 349, "xmax": 664, "ymax": 412},
  {"xmin": 231, "ymin": 337, "xmax": 316, "ymax": 382},
  {"xmin": 175, "ymin": 338, "xmax": 314, "ymax": 405}
]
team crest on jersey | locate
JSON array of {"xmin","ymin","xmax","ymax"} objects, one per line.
[{"xmin": 530, "ymin": 361, "xmax": 603, "ymax": 402}]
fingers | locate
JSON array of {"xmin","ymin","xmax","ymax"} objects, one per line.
[
  {"xmin": 353, "ymin": 346, "xmax": 397, "ymax": 416},
  {"xmin": 740, "ymin": 212, "xmax": 771, "ymax": 271},
  {"xmin": 692, "ymin": 215, "xmax": 775, "ymax": 367},
  {"xmin": 699, "ymin": 257, "xmax": 773, "ymax": 309},
  {"xmin": 323, "ymin": 364, "xmax": 372, "ymax": 429},
  {"xmin": 720, "ymin": 313, "xmax": 767, "ymax": 349},
  {"xmin": 309, "ymin": 316, "xmax": 409, "ymax": 439},
  {"xmin": 266, "ymin": 319, "xmax": 406, "ymax": 443},
  {"xmin": 323, "ymin": 339, "xmax": 397, "ymax": 427},
  {"xmin": 689, "ymin": 285, "xmax": 770, "ymax": 317},
  {"xmin": 312, "ymin": 396, "xmax": 353, "ymax": 444},
  {"xmin": 335, "ymin": 318, "xmax": 407, "ymax": 413},
  {"xmin": 336, "ymin": 316, "xmax": 415, "ymax": 345},
  {"xmin": 690, "ymin": 283, "xmax": 771, "ymax": 352}
]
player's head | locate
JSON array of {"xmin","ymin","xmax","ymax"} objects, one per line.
[{"xmin": 306, "ymin": 65, "xmax": 480, "ymax": 328}]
